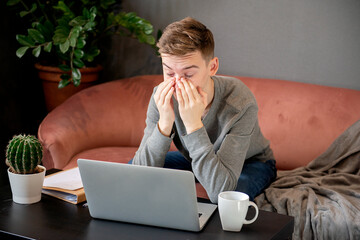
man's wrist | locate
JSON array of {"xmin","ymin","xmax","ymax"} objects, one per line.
[
  {"xmin": 158, "ymin": 121, "xmax": 173, "ymax": 137},
  {"xmin": 185, "ymin": 122, "xmax": 204, "ymax": 135}
]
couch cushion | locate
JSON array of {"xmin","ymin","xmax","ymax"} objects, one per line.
[{"xmin": 65, "ymin": 146, "xmax": 209, "ymax": 199}]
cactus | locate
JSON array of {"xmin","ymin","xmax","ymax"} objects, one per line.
[{"xmin": 5, "ymin": 134, "xmax": 43, "ymax": 174}]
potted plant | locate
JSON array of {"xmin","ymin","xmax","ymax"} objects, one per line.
[
  {"xmin": 7, "ymin": 0, "xmax": 157, "ymax": 110},
  {"xmin": 6, "ymin": 134, "xmax": 46, "ymax": 204}
]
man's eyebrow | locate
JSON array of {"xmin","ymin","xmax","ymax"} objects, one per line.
[
  {"xmin": 163, "ymin": 62, "xmax": 172, "ymax": 70},
  {"xmin": 162, "ymin": 62, "xmax": 199, "ymax": 70},
  {"xmin": 183, "ymin": 65, "xmax": 199, "ymax": 70}
]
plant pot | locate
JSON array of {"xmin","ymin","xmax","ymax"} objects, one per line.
[
  {"xmin": 7, "ymin": 165, "xmax": 46, "ymax": 204},
  {"xmin": 35, "ymin": 63, "xmax": 103, "ymax": 112}
]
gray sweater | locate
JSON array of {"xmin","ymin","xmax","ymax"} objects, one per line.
[{"xmin": 132, "ymin": 75, "xmax": 274, "ymax": 203}]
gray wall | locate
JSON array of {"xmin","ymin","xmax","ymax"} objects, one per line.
[{"xmin": 107, "ymin": 0, "xmax": 360, "ymax": 90}]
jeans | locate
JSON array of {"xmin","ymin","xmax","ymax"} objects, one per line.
[{"xmin": 129, "ymin": 151, "xmax": 277, "ymax": 201}]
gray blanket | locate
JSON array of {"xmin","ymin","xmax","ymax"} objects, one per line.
[{"xmin": 255, "ymin": 120, "xmax": 360, "ymax": 240}]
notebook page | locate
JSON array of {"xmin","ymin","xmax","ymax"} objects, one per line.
[{"xmin": 43, "ymin": 167, "xmax": 83, "ymax": 190}]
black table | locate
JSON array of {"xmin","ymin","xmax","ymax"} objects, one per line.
[{"xmin": 0, "ymin": 172, "xmax": 294, "ymax": 240}]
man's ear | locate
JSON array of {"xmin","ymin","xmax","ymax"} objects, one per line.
[{"xmin": 208, "ymin": 57, "xmax": 219, "ymax": 76}]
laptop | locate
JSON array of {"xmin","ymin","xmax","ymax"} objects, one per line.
[{"xmin": 77, "ymin": 159, "xmax": 217, "ymax": 232}]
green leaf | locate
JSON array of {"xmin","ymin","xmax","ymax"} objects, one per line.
[
  {"xmin": 73, "ymin": 49, "xmax": 84, "ymax": 59},
  {"xmin": 44, "ymin": 20, "xmax": 55, "ymax": 34},
  {"xmin": 53, "ymin": 1, "xmax": 74, "ymax": 18},
  {"xmin": 57, "ymin": 50, "xmax": 70, "ymax": 61},
  {"xmin": 69, "ymin": 36, "xmax": 77, "ymax": 47},
  {"xmin": 125, "ymin": 12, "xmax": 136, "ymax": 20},
  {"xmin": 84, "ymin": 21, "xmax": 95, "ymax": 31},
  {"xmin": 157, "ymin": 29, "xmax": 163, "ymax": 41},
  {"xmin": 72, "ymin": 25, "xmax": 82, "ymax": 33},
  {"xmin": 32, "ymin": 22, "xmax": 39, "ymax": 28},
  {"xmin": 43, "ymin": 42, "xmax": 52, "ymax": 52},
  {"xmin": 29, "ymin": 3, "xmax": 37, "ymax": 12},
  {"xmin": 16, "ymin": 46, "xmax": 29, "ymax": 58},
  {"xmin": 55, "ymin": 26, "xmax": 70, "ymax": 36},
  {"xmin": 53, "ymin": 35, "xmax": 67, "ymax": 44},
  {"xmin": 99, "ymin": 0, "xmax": 115, "ymax": 9},
  {"xmin": 89, "ymin": 6, "xmax": 97, "ymax": 21},
  {"xmin": 72, "ymin": 68, "xmax": 81, "ymax": 80},
  {"xmin": 59, "ymin": 40, "xmax": 70, "ymax": 53},
  {"xmin": 138, "ymin": 34, "xmax": 155, "ymax": 45},
  {"xmin": 36, "ymin": 21, "xmax": 53, "ymax": 40},
  {"xmin": 146, "ymin": 35, "xmax": 155, "ymax": 45},
  {"xmin": 73, "ymin": 78, "xmax": 80, "ymax": 87},
  {"xmin": 76, "ymin": 37, "xmax": 86, "ymax": 48},
  {"xmin": 69, "ymin": 27, "xmax": 80, "ymax": 47},
  {"xmin": 58, "ymin": 64, "xmax": 71, "ymax": 72},
  {"xmin": 137, "ymin": 34, "xmax": 146, "ymax": 43},
  {"xmin": 58, "ymin": 75, "xmax": 71, "ymax": 88},
  {"xmin": 69, "ymin": 16, "xmax": 87, "ymax": 26},
  {"xmin": 73, "ymin": 58, "xmax": 85, "ymax": 68},
  {"xmin": 16, "ymin": 35, "xmax": 35, "ymax": 47},
  {"xmin": 72, "ymin": 67, "xmax": 81, "ymax": 87},
  {"xmin": 32, "ymin": 46, "xmax": 41, "ymax": 58},
  {"xmin": 143, "ymin": 23, "xmax": 154, "ymax": 35},
  {"xmin": 53, "ymin": 25, "xmax": 70, "ymax": 44},
  {"xmin": 107, "ymin": 12, "xmax": 115, "ymax": 27},
  {"xmin": 83, "ymin": 47, "xmax": 100, "ymax": 62},
  {"xmin": 28, "ymin": 28, "xmax": 45, "ymax": 43},
  {"xmin": 19, "ymin": 3, "xmax": 37, "ymax": 17},
  {"xmin": 19, "ymin": 11, "xmax": 28, "ymax": 17},
  {"xmin": 57, "ymin": 15, "xmax": 72, "ymax": 27},
  {"xmin": 7, "ymin": 0, "xmax": 21, "ymax": 6},
  {"xmin": 82, "ymin": 8, "xmax": 90, "ymax": 19}
]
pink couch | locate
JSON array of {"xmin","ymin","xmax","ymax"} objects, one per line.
[{"xmin": 38, "ymin": 75, "xmax": 360, "ymax": 199}]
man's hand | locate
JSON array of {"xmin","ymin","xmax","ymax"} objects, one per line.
[
  {"xmin": 176, "ymin": 78, "xmax": 207, "ymax": 134},
  {"xmin": 154, "ymin": 79, "xmax": 175, "ymax": 136}
]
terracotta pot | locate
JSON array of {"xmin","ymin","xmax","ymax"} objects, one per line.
[{"xmin": 35, "ymin": 63, "xmax": 103, "ymax": 112}]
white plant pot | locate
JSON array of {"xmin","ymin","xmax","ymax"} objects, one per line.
[{"xmin": 7, "ymin": 165, "xmax": 46, "ymax": 204}]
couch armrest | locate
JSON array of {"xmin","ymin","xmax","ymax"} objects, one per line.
[{"xmin": 38, "ymin": 75, "xmax": 163, "ymax": 169}]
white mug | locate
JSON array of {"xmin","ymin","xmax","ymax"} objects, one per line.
[{"xmin": 218, "ymin": 191, "xmax": 259, "ymax": 232}]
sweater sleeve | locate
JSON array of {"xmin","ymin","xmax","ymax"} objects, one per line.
[
  {"xmin": 182, "ymin": 104, "xmax": 258, "ymax": 203},
  {"xmin": 132, "ymin": 89, "xmax": 174, "ymax": 167}
]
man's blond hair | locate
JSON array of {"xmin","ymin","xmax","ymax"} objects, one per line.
[{"xmin": 157, "ymin": 17, "xmax": 215, "ymax": 62}]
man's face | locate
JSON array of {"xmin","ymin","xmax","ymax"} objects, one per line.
[{"xmin": 161, "ymin": 51, "xmax": 214, "ymax": 90}]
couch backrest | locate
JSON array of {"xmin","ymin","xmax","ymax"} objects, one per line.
[
  {"xmin": 38, "ymin": 75, "xmax": 163, "ymax": 169},
  {"xmin": 39, "ymin": 75, "xmax": 360, "ymax": 170},
  {"xmin": 238, "ymin": 76, "xmax": 360, "ymax": 170}
]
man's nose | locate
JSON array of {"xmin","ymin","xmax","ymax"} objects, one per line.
[{"xmin": 174, "ymin": 75, "xmax": 184, "ymax": 81}]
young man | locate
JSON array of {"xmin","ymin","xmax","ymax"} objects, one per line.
[{"xmin": 132, "ymin": 17, "xmax": 276, "ymax": 203}]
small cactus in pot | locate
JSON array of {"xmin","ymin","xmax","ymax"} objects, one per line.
[
  {"xmin": 5, "ymin": 134, "xmax": 46, "ymax": 204},
  {"xmin": 6, "ymin": 134, "xmax": 43, "ymax": 174}
]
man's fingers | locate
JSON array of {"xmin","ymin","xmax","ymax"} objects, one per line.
[
  {"xmin": 176, "ymin": 86, "xmax": 183, "ymax": 105},
  {"xmin": 181, "ymin": 79, "xmax": 196, "ymax": 102},
  {"xmin": 156, "ymin": 79, "xmax": 174, "ymax": 104},
  {"xmin": 164, "ymin": 86, "xmax": 174, "ymax": 105},
  {"xmin": 178, "ymin": 80, "xmax": 190, "ymax": 106},
  {"xmin": 197, "ymin": 86, "xmax": 208, "ymax": 105}
]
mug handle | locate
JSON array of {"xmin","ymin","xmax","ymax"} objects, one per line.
[{"xmin": 243, "ymin": 201, "xmax": 259, "ymax": 224}]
